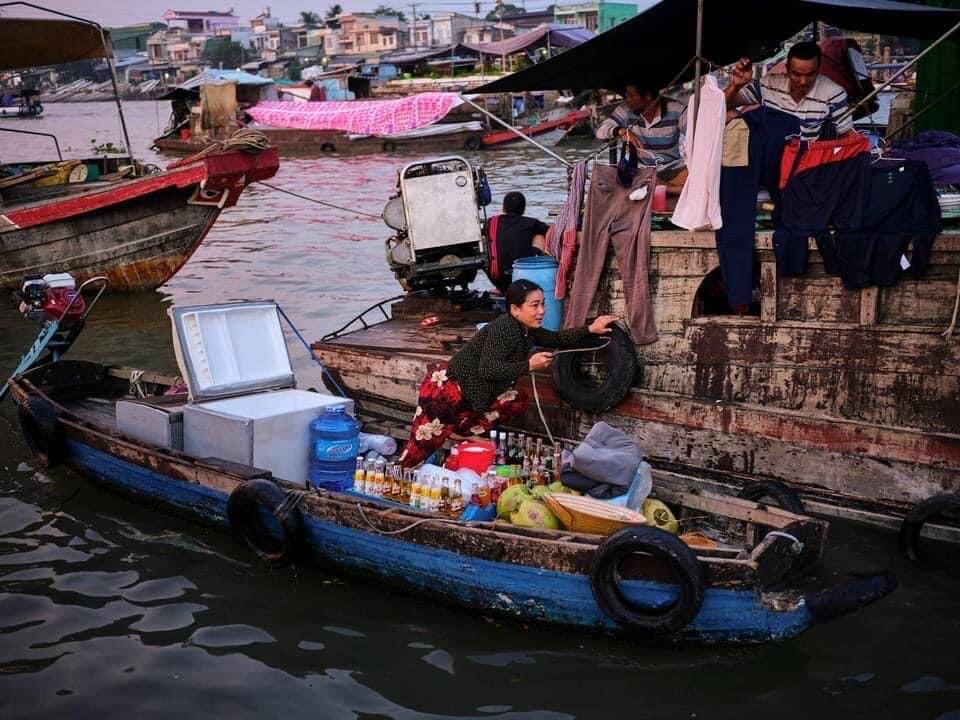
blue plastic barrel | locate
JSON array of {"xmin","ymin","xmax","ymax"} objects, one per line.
[
  {"xmin": 308, "ymin": 405, "xmax": 360, "ymax": 492},
  {"xmin": 512, "ymin": 255, "xmax": 563, "ymax": 331}
]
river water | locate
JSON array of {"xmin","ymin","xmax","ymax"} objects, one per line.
[{"xmin": 1, "ymin": 101, "xmax": 958, "ymax": 719}]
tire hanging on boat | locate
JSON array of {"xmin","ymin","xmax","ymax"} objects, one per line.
[
  {"xmin": 899, "ymin": 494, "xmax": 960, "ymax": 562},
  {"xmin": 551, "ymin": 325, "xmax": 638, "ymax": 414},
  {"xmin": 590, "ymin": 525, "xmax": 705, "ymax": 635},
  {"xmin": 737, "ymin": 480, "xmax": 805, "ymax": 515},
  {"xmin": 227, "ymin": 479, "xmax": 304, "ymax": 566},
  {"xmin": 464, "ymin": 135, "xmax": 482, "ymax": 151},
  {"xmin": 382, "ymin": 140, "xmax": 397, "ymax": 152},
  {"xmin": 17, "ymin": 395, "xmax": 65, "ymax": 468}
]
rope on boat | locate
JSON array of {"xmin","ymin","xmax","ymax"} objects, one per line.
[
  {"xmin": 276, "ymin": 489, "xmax": 308, "ymax": 521},
  {"xmin": 257, "ymin": 181, "xmax": 383, "ymax": 220},
  {"xmin": 128, "ymin": 369, "xmax": 147, "ymax": 399},
  {"xmin": 765, "ymin": 531, "xmax": 804, "ymax": 554},
  {"xmin": 529, "ymin": 338, "xmax": 611, "ymax": 446},
  {"xmin": 943, "ymin": 265, "xmax": 960, "ymax": 339},
  {"xmin": 356, "ymin": 503, "xmax": 460, "ymax": 535}
]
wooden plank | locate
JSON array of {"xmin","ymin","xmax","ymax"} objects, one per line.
[
  {"xmin": 760, "ymin": 262, "xmax": 777, "ymax": 324},
  {"xmin": 860, "ymin": 287, "xmax": 879, "ymax": 326}
]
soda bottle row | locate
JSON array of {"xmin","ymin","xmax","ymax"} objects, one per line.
[
  {"xmin": 353, "ymin": 459, "xmax": 465, "ymax": 516},
  {"xmin": 487, "ymin": 430, "xmax": 567, "ymax": 487}
]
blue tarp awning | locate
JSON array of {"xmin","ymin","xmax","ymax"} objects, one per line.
[{"xmin": 464, "ymin": 23, "xmax": 594, "ymax": 56}]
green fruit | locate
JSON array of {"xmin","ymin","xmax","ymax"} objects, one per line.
[
  {"xmin": 531, "ymin": 484, "xmax": 550, "ymax": 499},
  {"xmin": 497, "ymin": 484, "xmax": 532, "ymax": 520},
  {"xmin": 547, "ymin": 481, "xmax": 568, "ymax": 493},
  {"xmin": 511, "ymin": 499, "xmax": 562, "ymax": 530},
  {"xmin": 642, "ymin": 498, "xmax": 679, "ymax": 535}
]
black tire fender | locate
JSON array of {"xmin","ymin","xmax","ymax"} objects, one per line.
[
  {"xmin": 590, "ymin": 525, "xmax": 705, "ymax": 636},
  {"xmin": 226, "ymin": 479, "xmax": 304, "ymax": 566},
  {"xmin": 899, "ymin": 494, "xmax": 960, "ymax": 562},
  {"xmin": 382, "ymin": 140, "xmax": 397, "ymax": 152},
  {"xmin": 320, "ymin": 142, "xmax": 336, "ymax": 153},
  {"xmin": 737, "ymin": 480, "xmax": 805, "ymax": 515},
  {"xmin": 551, "ymin": 324, "xmax": 637, "ymax": 414},
  {"xmin": 464, "ymin": 135, "xmax": 482, "ymax": 151},
  {"xmin": 804, "ymin": 571, "xmax": 898, "ymax": 622},
  {"xmin": 17, "ymin": 394, "xmax": 65, "ymax": 468}
]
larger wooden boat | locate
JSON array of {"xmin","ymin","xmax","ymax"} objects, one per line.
[{"xmin": 312, "ymin": 156, "xmax": 960, "ymax": 548}]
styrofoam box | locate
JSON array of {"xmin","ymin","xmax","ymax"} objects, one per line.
[
  {"xmin": 116, "ymin": 396, "xmax": 186, "ymax": 450},
  {"xmin": 182, "ymin": 389, "xmax": 354, "ymax": 486}
]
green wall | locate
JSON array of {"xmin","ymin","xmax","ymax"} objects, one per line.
[
  {"xmin": 598, "ymin": 2, "xmax": 637, "ymax": 33},
  {"xmin": 915, "ymin": 0, "xmax": 960, "ymax": 134}
]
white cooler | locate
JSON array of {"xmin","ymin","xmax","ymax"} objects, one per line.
[{"xmin": 170, "ymin": 301, "xmax": 354, "ymax": 486}]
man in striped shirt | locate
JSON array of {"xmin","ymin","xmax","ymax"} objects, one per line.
[
  {"xmin": 725, "ymin": 41, "xmax": 852, "ymax": 140},
  {"xmin": 596, "ymin": 82, "xmax": 688, "ymax": 193}
]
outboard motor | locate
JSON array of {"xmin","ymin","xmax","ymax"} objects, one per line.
[
  {"xmin": 1, "ymin": 273, "xmax": 107, "ymax": 401},
  {"xmin": 383, "ymin": 156, "xmax": 489, "ymax": 292}
]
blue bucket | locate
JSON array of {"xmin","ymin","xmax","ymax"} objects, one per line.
[{"xmin": 512, "ymin": 255, "xmax": 563, "ymax": 331}]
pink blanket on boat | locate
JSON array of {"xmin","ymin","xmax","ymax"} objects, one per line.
[{"xmin": 246, "ymin": 93, "xmax": 464, "ymax": 135}]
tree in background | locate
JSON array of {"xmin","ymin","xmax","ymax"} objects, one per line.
[
  {"xmin": 486, "ymin": 3, "xmax": 522, "ymax": 21},
  {"xmin": 203, "ymin": 37, "xmax": 246, "ymax": 69},
  {"xmin": 373, "ymin": 5, "xmax": 407, "ymax": 22},
  {"xmin": 326, "ymin": 4, "xmax": 342, "ymax": 19},
  {"xmin": 300, "ymin": 11, "xmax": 321, "ymax": 26}
]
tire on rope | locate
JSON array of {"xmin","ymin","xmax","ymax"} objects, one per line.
[
  {"xmin": 17, "ymin": 395, "xmax": 65, "ymax": 469},
  {"xmin": 551, "ymin": 324, "xmax": 637, "ymax": 414},
  {"xmin": 226, "ymin": 479, "xmax": 304, "ymax": 567},
  {"xmin": 590, "ymin": 525, "xmax": 705, "ymax": 636},
  {"xmin": 464, "ymin": 135, "xmax": 482, "ymax": 151},
  {"xmin": 320, "ymin": 142, "xmax": 336, "ymax": 153},
  {"xmin": 804, "ymin": 571, "xmax": 898, "ymax": 622},
  {"xmin": 737, "ymin": 480, "xmax": 805, "ymax": 515},
  {"xmin": 382, "ymin": 140, "xmax": 397, "ymax": 152},
  {"xmin": 899, "ymin": 493, "xmax": 960, "ymax": 562}
]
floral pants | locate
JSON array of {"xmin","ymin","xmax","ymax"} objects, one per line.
[{"xmin": 399, "ymin": 362, "xmax": 529, "ymax": 468}]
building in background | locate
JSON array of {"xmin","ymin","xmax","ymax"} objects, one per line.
[
  {"xmin": 162, "ymin": 9, "xmax": 240, "ymax": 37},
  {"xmin": 553, "ymin": 2, "xmax": 637, "ymax": 32}
]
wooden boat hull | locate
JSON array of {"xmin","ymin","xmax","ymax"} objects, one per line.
[
  {"xmin": 0, "ymin": 148, "xmax": 279, "ymax": 290},
  {"xmin": 8, "ymin": 361, "xmax": 870, "ymax": 646},
  {"xmin": 311, "ymin": 229, "xmax": 960, "ymax": 539},
  {"xmin": 154, "ymin": 128, "xmax": 483, "ymax": 157}
]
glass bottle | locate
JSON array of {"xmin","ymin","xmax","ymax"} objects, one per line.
[
  {"xmin": 401, "ymin": 469, "xmax": 412, "ymax": 503},
  {"xmin": 496, "ymin": 431, "xmax": 507, "ymax": 466},
  {"xmin": 373, "ymin": 460, "xmax": 385, "ymax": 497},
  {"xmin": 477, "ymin": 474, "xmax": 491, "ymax": 508},
  {"xmin": 553, "ymin": 450, "xmax": 562, "ymax": 483},
  {"xmin": 440, "ymin": 475, "xmax": 451, "ymax": 513},
  {"xmin": 429, "ymin": 478, "xmax": 442, "ymax": 512},
  {"xmin": 364, "ymin": 460, "xmax": 377, "ymax": 496},
  {"xmin": 354, "ymin": 458, "xmax": 367, "ymax": 494},
  {"xmin": 410, "ymin": 471, "xmax": 421, "ymax": 509},
  {"xmin": 450, "ymin": 478, "xmax": 464, "ymax": 513}
]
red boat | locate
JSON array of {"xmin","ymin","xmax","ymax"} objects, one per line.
[
  {"xmin": 0, "ymin": 7, "xmax": 279, "ymax": 291},
  {"xmin": 481, "ymin": 108, "xmax": 591, "ymax": 147}
]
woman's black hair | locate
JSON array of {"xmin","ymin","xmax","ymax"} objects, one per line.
[{"xmin": 505, "ymin": 279, "xmax": 543, "ymax": 309}]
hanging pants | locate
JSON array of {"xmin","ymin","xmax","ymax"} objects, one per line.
[
  {"xmin": 563, "ymin": 164, "xmax": 658, "ymax": 344},
  {"xmin": 716, "ymin": 108, "xmax": 800, "ymax": 306}
]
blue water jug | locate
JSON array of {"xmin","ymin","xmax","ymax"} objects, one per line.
[
  {"xmin": 308, "ymin": 405, "xmax": 360, "ymax": 492},
  {"xmin": 512, "ymin": 255, "xmax": 563, "ymax": 331}
]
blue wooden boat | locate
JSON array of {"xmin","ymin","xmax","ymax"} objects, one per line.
[{"xmin": 8, "ymin": 354, "xmax": 897, "ymax": 645}]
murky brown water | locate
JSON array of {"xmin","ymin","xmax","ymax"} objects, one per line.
[{"xmin": 1, "ymin": 101, "xmax": 959, "ymax": 719}]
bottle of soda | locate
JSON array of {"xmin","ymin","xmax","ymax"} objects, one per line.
[
  {"xmin": 364, "ymin": 460, "xmax": 377, "ymax": 495},
  {"xmin": 430, "ymin": 478, "xmax": 442, "ymax": 512},
  {"xmin": 440, "ymin": 475, "xmax": 451, "ymax": 513},
  {"xmin": 410, "ymin": 471, "xmax": 421, "ymax": 509},
  {"xmin": 477, "ymin": 474, "xmax": 491, "ymax": 508},
  {"xmin": 373, "ymin": 461, "xmax": 385, "ymax": 497},
  {"xmin": 401, "ymin": 469, "xmax": 412, "ymax": 503},
  {"xmin": 496, "ymin": 431, "xmax": 507, "ymax": 466},
  {"xmin": 450, "ymin": 478, "xmax": 464, "ymax": 514},
  {"xmin": 553, "ymin": 450, "xmax": 562, "ymax": 483},
  {"xmin": 354, "ymin": 458, "xmax": 366, "ymax": 494}
]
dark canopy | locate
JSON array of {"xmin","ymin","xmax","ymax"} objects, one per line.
[
  {"xmin": 476, "ymin": 0, "xmax": 960, "ymax": 92},
  {"xmin": 0, "ymin": 18, "xmax": 111, "ymax": 71}
]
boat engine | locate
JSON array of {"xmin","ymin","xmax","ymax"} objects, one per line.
[
  {"xmin": 383, "ymin": 156, "xmax": 488, "ymax": 292},
  {"xmin": 1, "ymin": 273, "xmax": 108, "ymax": 402},
  {"xmin": 15, "ymin": 273, "xmax": 86, "ymax": 324}
]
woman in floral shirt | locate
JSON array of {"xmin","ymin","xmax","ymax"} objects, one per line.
[{"xmin": 399, "ymin": 280, "xmax": 618, "ymax": 467}]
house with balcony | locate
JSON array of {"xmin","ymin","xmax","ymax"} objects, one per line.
[
  {"xmin": 336, "ymin": 13, "xmax": 407, "ymax": 58},
  {"xmin": 408, "ymin": 18, "xmax": 434, "ymax": 50},
  {"xmin": 462, "ymin": 22, "xmax": 515, "ymax": 45},
  {"xmin": 148, "ymin": 27, "xmax": 206, "ymax": 64},
  {"xmin": 430, "ymin": 13, "xmax": 479, "ymax": 46},
  {"xmin": 553, "ymin": 2, "xmax": 637, "ymax": 33},
  {"xmin": 162, "ymin": 9, "xmax": 239, "ymax": 37}
]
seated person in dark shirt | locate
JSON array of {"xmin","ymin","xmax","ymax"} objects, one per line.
[{"xmin": 485, "ymin": 191, "xmax": 548, "ymax": 293}]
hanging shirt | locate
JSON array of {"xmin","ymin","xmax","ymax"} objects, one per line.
[
  {"xmin": 596, "ymin": 97, "xmax": 688, "ymax": 169},
  {"xmin": 737, "ymin": 73, "xmax": 853, "ymax": 141}
]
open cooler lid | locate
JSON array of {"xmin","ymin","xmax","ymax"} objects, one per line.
[{"xmin": 169, "ymin": 301, "xmax": 294, "ymax": 402}]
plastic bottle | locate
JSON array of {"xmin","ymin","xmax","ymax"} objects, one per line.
[
  {"xmin": 358, "ymin": 432, "xmax": 398, "ymax": 456},
  {"xmin": 625, "ymin": 461, "xmax": 654, "ymax": 512},
  {"xmin": 308, "ymin": 405, "xmax": 361, "ymax": 492}
]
